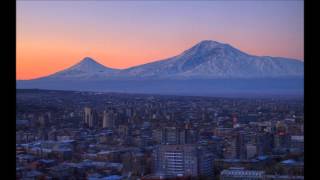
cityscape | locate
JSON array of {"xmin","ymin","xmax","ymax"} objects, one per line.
[
  {"xmin": 16, "ymin": 1, "xmax": 304, "ymax": 179},
  {"xmin": 16, "ymin": 89, "xmax": 304, "ymax": 179}
]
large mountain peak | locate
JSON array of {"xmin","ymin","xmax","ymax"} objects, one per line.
[
  {"xmin": 124, "ymin": 40, "xmax": 303, "ymax": 78},
  {"xmin": 182, "ymin": 40, "xmax": 236, "ymax": 57},
  {"xmin": 196, "ymin": 40, "xmax": 225, "ymax": 47}
]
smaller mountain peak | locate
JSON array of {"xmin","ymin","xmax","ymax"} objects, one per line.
[
  {"xmin": 80, "ymin": 57, "xmax": 97, "ymax": 63},
  {"xmin": 69, "ymin": 57, "xmax": 108, "ymax": 71}
]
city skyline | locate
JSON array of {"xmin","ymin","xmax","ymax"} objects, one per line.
[
  {"xmin": 17, "ymin": 1, "xmax": 304, "ymax": 80},
  {"xmin": 16, "ymin": 88, "xmax": 304, "ymax": 179}
]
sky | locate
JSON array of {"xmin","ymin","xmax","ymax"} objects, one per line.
[{"xmin": 17, "ymin": 0, "xmax": 304, "ymax": 80}]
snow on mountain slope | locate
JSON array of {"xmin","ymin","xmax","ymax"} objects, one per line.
[
  {"xmin": 17, "ymin": 40, "xmax": 304, "ymax": 95},
  {"xmin": 121, "ymin": 40, "xmax": 303, "ymax": 78},
  {"xmin": 35, "ymin": 40, "xmax": 303, "ymax": 80}
]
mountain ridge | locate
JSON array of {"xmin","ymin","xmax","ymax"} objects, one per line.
[
  {"xmin": 32, "ymin": 40, "xmax": 303, "ymax": 80},
  {"xmin": 17, "ymin": 40, "xmax": 303, "ymax": 96}
]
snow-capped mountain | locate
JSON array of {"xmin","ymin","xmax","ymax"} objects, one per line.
[
  {"xmin": 42, "ymin": 57, "xmax": 119, "ymax": 80},
  {"xmin": 17, "ymin": 40, "xmax": 303, "ymax": 96},
  {"xmin": 120, "ymin": 40, "xmax": 303, "ymax": 79},
  {"xmin": 35, "ymin": 40, "xmax": 303, "ymax": 80}
]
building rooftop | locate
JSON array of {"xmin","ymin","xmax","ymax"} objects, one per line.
[{"xmin": 221, "ymin": 168, "xmax": 265, "ymax": 177}]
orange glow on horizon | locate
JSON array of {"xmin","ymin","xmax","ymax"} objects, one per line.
[
  {"xmin": 16, "ymin": 38, "xmax": 304, "ymax": 80},
  {"xmin": 16, "ymin": 40, "xmax": 191, "ymax": 80}
]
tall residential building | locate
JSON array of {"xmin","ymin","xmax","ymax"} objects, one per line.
[
  {"xmin": 161, "ymin": 127, "xmax": 182, "ymax": 144},
  {"xmin": 223, "ymin": 136, "xmax": 237, "ymax": 159},
  {"xmin": 274, "ymin": 134, "xmax": 290, "ymax": 149},
  {"xmin": 161, "ymin": 127, "xmax": 198, "ymax": 145},
  {"xmin": 274, "ymin": 121, "xmax": 290, "ymax": 149},
  {"xmin": 246, "ymin": 143, "xmax": 257, "ymax": 159},
  {"xmin": 102, "ymin": 110, "xmax": 115, "ymax": 129},
  {"xmin": 183, "ymin": 129, "xmax": 199, "ymax": 144},
  {"xmin": 84, "ymin": 107, "xmax": 97, "ymax": 128},
  {"xmin": 153, "ymin": 144, "xmax": 214, "ymax": 178},
  {"xmin": 236, "ymin": 132, "xmax": 247, "ymax": 160},
  {"xmin": 84, "ymin": 107, "xmax": 91, "ymax": 124},
  {"xmin": 208, "ymin": 136, "xmax": 224, "ymax": 158},
  {"xmin": 290, "ymin": 135, "xmax": 304, "ymax": 149},
  {"xmin": 256, "ymin": 132, "xmax": 274, "ymax": 155}
]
